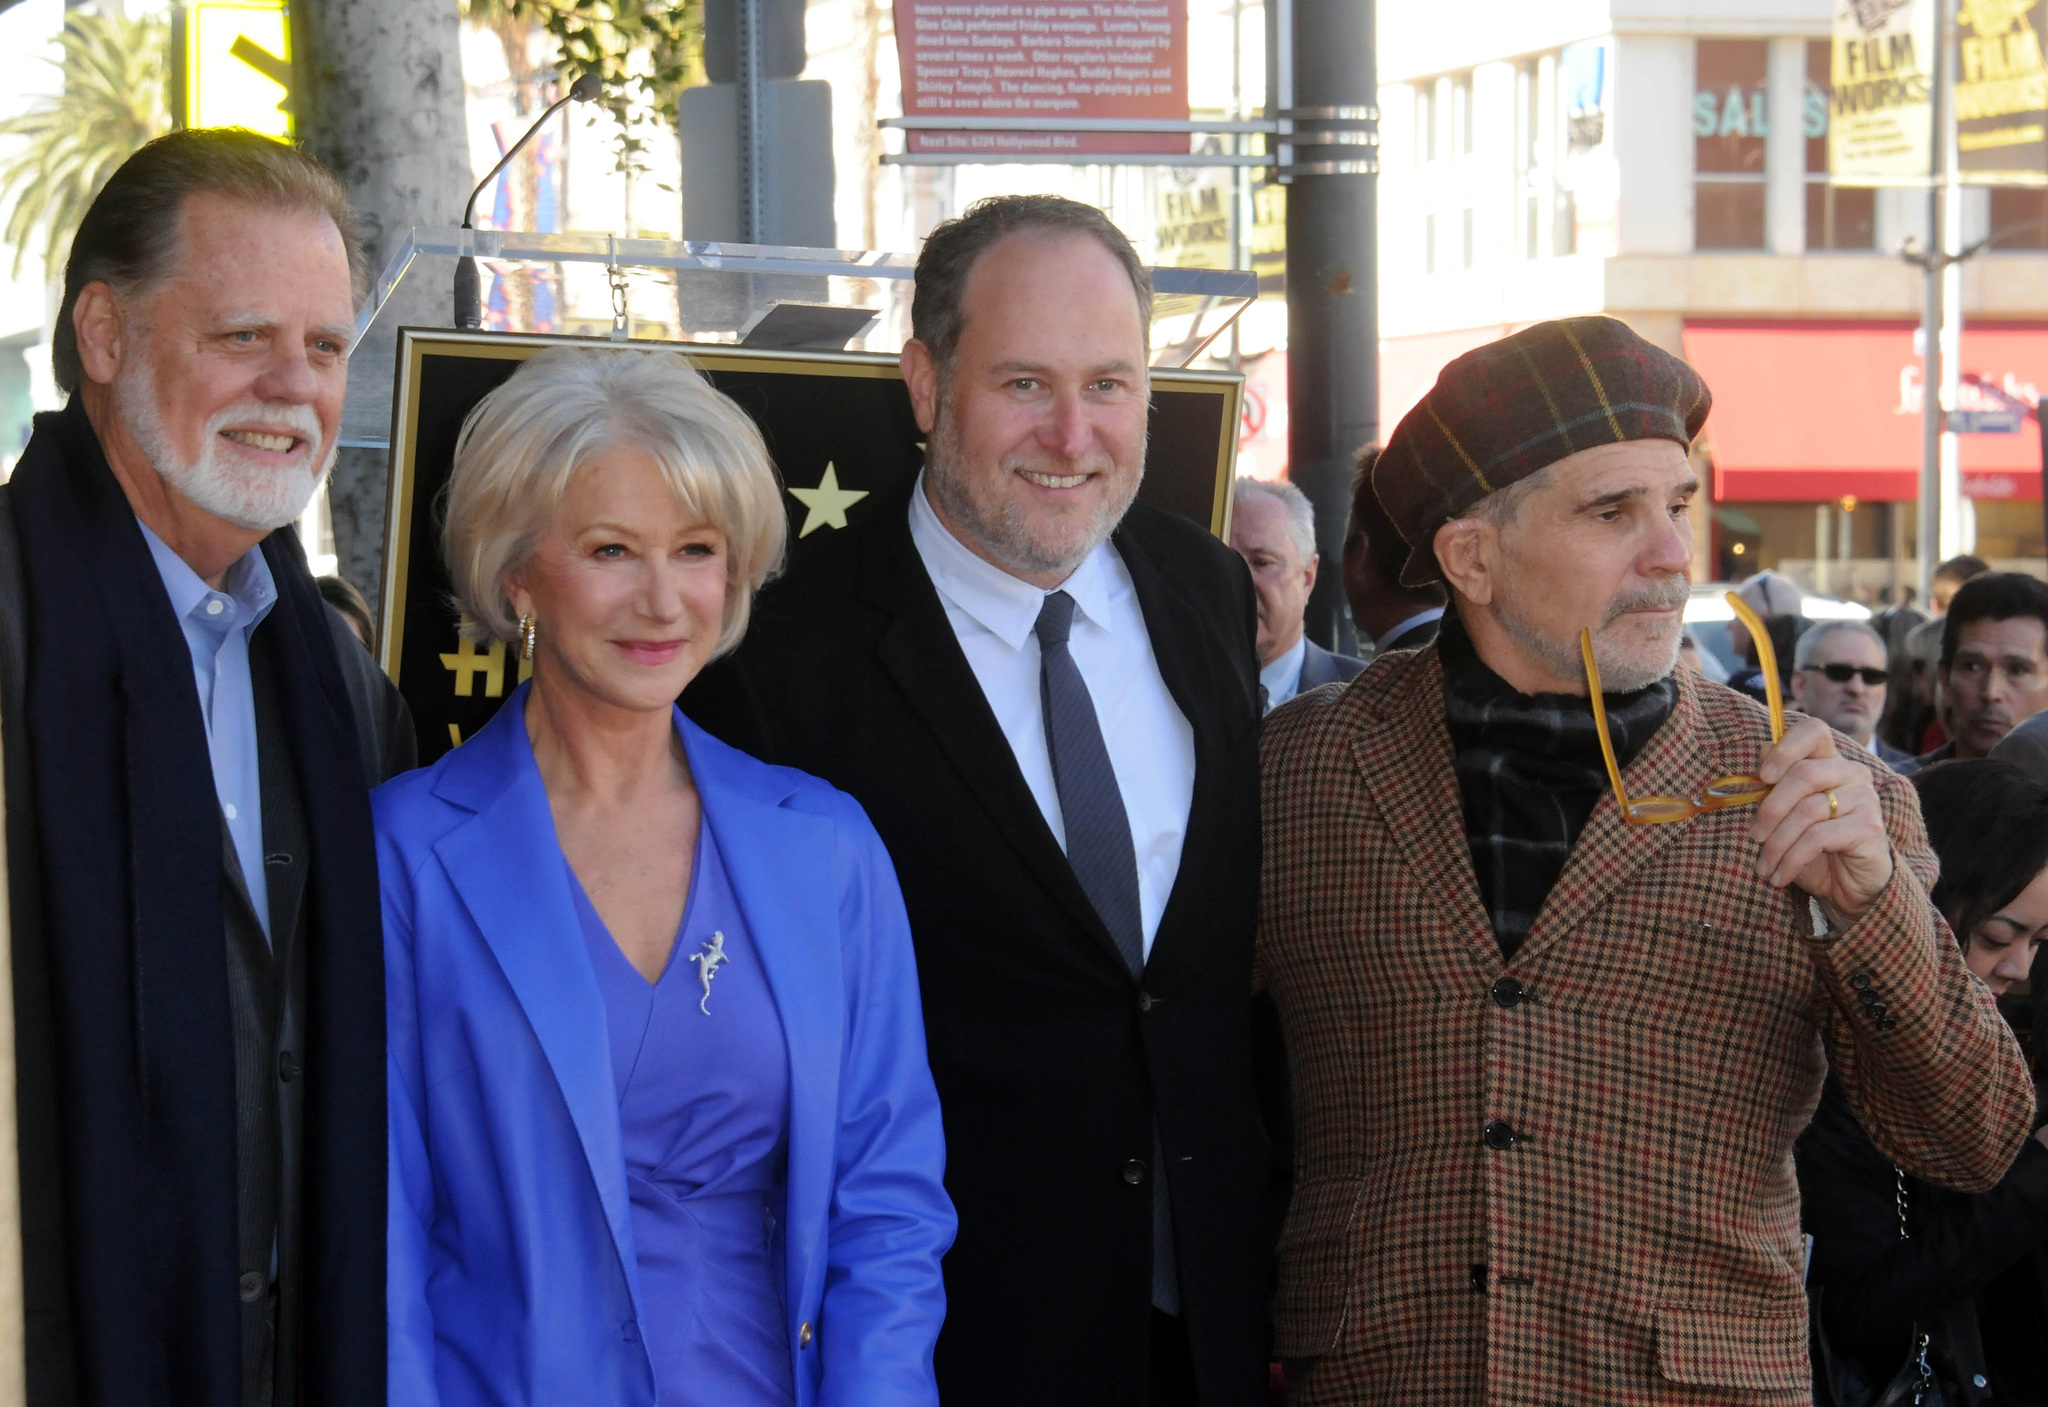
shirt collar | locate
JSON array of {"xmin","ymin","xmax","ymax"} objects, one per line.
[
  {"xmin": 1379, "ymin": 604, "xmax": 1445, "ymax": 645},
  {"xmin": 907, "ymin": 471, "xmax": 1117, "ymax": 650},
  {"xmin": 1260, "ymin": 635, "xmax": 1308, "ymax": 708},
  {"xmin": 137, "ymin": 520, "xmax": 277, "ymax": 633}
]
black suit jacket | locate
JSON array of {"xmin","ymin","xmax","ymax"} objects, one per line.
[{"xmin": 686, "ymin": 491, "xmax": 1277, "ymax": 1406}]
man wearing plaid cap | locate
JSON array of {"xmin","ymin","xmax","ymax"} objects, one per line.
[{"xmin": 1256, "ymin": 316, "xmax": 2032, "ymax": 1404}]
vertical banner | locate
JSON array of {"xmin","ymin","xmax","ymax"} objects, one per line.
[
  {"xmin": 1154, "ymin": 166, "xmax": 1232, "ymax": 269},
  {"xmin": 1830, "ymin": 0, "xmax": 1936, "ymax": 184},
  {"xmin": 1956, "ymin": 0, "xmax": 2048, "ymax": 183},
  {"xmin": 891, "ymin": 0, "xmax": 1188, "ymax": 156}
]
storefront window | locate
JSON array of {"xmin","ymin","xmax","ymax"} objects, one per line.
[
  {"xmin": 1989, "ymin": 187, "xmax": 2048, "ymax": 249},
  {"xmin": 1806, "ymin": 41, "xmax": 1877, "ymax": 250},
  {"xmin": 1695, "ymin": 40, "xmax": 1768, "ymax": 250}
]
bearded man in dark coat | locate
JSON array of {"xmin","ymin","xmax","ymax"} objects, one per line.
[{"xmin": 4, "ymin": 130, "xmax": 411, "ymax": 1407}]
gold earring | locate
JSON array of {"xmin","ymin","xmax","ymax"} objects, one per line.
[{"xmin": 518, "ymin": 613, "xmax": 536, "ymax": 660}]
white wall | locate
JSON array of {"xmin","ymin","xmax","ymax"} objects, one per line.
[
  {"xmin": 1380, "ymin": 0, "xmax": 1612, "ymax": 84},
  {"xmin": 1612, "ymin": 0, "xmax": 1829, "ymax": 36},
  {"xmin": 1612, "ymin": 34, "xmax": 1694, "ymax": 255}
]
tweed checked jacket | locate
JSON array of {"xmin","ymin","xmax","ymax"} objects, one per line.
[{"xmin": 1256, "ymin": 646, "xmax": 2033, "ymax": 1406}]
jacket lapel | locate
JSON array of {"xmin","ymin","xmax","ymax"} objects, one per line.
[
  {"xmin": 428, "ymin": 693, "xmax": 644, "ymax": 1311},
  {"xmin": 1347, "ymin": 652, "xmax": 1501, "ymax": 973},
  {"xmin": 1298, "ymin": 641, "xmax": 1333, "ymax": 692},
  {"xmin": 1511, "ymin": 672, "xmax": 1713, "ymax": 967},
  {"xmin": 1113, "ymin": 521, "xmax": 1250, "ymax": 968},
  {"xmin": 862, "ymin": 498, "xmax": 1133, "ymax": 969},
  {"xmin": 682, "ymin": 718, "xmax": 842, "ymax": 1334}
]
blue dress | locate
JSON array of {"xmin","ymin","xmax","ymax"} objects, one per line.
[{"xmin": 568, "ymin": 817, "xmax": 796, "ymax": 1407}]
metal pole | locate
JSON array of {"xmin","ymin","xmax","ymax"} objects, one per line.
[
  {"xmin": 1284, "ymin": 0, "xmax": 1377, "ymax": 654},
  {"xmin": 1939, "ymin": 0, "xmax": 1965, "ymax": 562},
  {"xmin": 1917, "ymin": 9, "xmax": 1947, "ymax": 606},
  {"xmin": 737, "ymin": 0, "xmax": 765, "ymax": 243}
]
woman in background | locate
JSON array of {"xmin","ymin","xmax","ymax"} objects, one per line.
[
  {"xmin": 1798, "ymin": 758, "xmax": 2048, "ymax": 1405},
  {"xmin": 377, "ymin": 347, "xmax": 954, "ymax": 1407}
]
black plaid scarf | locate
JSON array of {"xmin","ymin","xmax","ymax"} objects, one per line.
[{"xmin": 1438, "ymin": 614, "xmax": 1676, "ymax": 958}]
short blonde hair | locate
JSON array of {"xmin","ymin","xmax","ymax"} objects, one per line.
[{"xmin": 443, "ymin": 347, "xmax": 787, "ymax": 658}]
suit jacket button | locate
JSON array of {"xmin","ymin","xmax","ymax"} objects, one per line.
[
  {"xmin": 238, "ymin": 1271, "xmax": 264, "ymax": 1302},
  {"xmin": 799, "ymin": 1321, "xmax": 814, "ymax": 1348},
  {"xmin": 1490, "ymin": 977, "xmax": 1525, "ymax": 1008},
  {"xmin": 1877, "ymin": 1017, "xmax": 1897, "ymax": 1031},
  {"xmin": 1138, "ymin": 992, "xmax": 1155, "ymax": 1013},
  {"xmin": 1849, "ymin": 971, "xmax": 1872, "ymax": 990},
  {"xmin": 1483, "ymin": 1121, "xmax": 1517, "ymax": 1150},
  {"xmin": 622, "ymin": 1321, "xmax": 639, "ymax": 1343},
  {"xmin": 277, "ymin": 1051, "xmax": 297, "ymax": 1084},
  {"xmin": 1122, "ymin": 1159, "xmax": 1148, "ymax": 1185}
]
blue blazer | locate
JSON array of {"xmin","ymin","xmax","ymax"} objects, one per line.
[{"xmin": 376, "ymin": 687, "xmax": 955, "ymax": 1407}]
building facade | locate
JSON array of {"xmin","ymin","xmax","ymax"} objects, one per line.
[{"xmin": 1378, "ymin": 0, "xmax": 2048, "ymax": 600}]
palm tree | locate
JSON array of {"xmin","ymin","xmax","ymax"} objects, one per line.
[{"xmin": 0, "ymin": 6, "xmax": 171, "ymax": 278}]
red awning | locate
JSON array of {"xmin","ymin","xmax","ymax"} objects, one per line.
[{"xmin": 1682, "ymin": 320, "xmax": 2048, "ymax": 502}]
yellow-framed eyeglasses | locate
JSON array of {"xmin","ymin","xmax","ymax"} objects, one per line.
[{"xmin": 1580, "ymin": 592, "xmax": 1783, "ymax": 826}]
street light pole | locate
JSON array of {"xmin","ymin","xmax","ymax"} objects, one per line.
[
  {"xmin": 1915, "ymin": 7, "xmax": 1950, "ymax": 606},
  {"xmin": 1938, "ymin": 0, "xmax": 1965, "ymax": 564},
  {"xmin": 1283, "ymin": 0, "xmax": 1377, "ymax": 654}
]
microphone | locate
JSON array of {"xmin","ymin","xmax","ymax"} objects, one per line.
[{"xmin": 454, "ymin": 73, "xmax": 603, "ymax": 329}]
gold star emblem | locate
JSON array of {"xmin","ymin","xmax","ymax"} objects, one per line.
[{"xmin": 788, "ymin": 462, "xmax": 869, "ymax": 537}]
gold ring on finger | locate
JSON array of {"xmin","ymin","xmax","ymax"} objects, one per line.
[{"xmin": 1825, "ymin": 790, "xmax": 1839, "ymax": 820}]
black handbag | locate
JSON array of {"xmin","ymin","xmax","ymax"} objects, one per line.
[{"xmin": 1810, "ymin": 1168, "xmax": 1987, "ymax": 1407}]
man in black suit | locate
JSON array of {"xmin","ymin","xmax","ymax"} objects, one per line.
[
  {"xmin": 1229, "ymin": 477, "xmax": 1362, "ymax": 710},
  {"xmin": 686, "ymin": 195, "xmax": 1276, "ymax": 1405},
  {"xmin": 1342, "ymin": 444, "xmax": 1446, "ymax": 654}
]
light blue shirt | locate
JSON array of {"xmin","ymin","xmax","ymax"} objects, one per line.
[
  {"xmin": 1259, "ymin": 635, "xmax": 1308, "ymax": 713},
  {"xmin": 139, "ymin": 522, "xmax": 277, "ymax": 942}
]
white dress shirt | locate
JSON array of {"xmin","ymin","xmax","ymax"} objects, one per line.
[
  {"xmin": 908, "ymin": 476, "xmax": 1195, "ymax": 959},
  {"xmin": 1258, "ymin": 635, "xmax": 1308, "ymax": 713}
]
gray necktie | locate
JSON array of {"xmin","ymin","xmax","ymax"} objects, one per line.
[
  {"xmin": 1034, "ymin": 590, "xmax": 1145, "ymax": 974},
  {"xmin": 1035, "ymin": 590, "xmax": 1180, "ymax": 1314}
]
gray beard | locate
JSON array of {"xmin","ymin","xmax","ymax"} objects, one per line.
[
  {"xmin": 922, "ymin": 408, "xmax": 1140, "ymax": 579},
  {"xmin": 116, "ymin": 359, "xmax": 331, "ymax": 534},
  {"xmin": 1492, "ymin": 580, "xmax": 1687, "ymax": 694}
]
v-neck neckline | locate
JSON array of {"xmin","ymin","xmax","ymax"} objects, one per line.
[{"xmin": 568, "ymin": 821, "xmax": 708, "ymax": 992}]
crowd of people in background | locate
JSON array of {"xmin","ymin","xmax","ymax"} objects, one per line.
[{"xmin": 2, "ymin": 125, "xmax": 2045, "ymax": 1407}]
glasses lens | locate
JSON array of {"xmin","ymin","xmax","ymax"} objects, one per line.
[
  {"xmin": 1818, "ymin": 664, "xmax": 1887, "ymax": 685},
  {"xmin": 1625, "ymin": 796, "xmax": 1699, "ymax": 824}
]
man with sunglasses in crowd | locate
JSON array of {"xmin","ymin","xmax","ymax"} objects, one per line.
[
  {"xmin": 1255, "ymin": 316, "xmax": 2032, "ymax": 1405},
  {"xmin": 1790, "ymin": 620, "xmax": 1914, "ymax": 768}
]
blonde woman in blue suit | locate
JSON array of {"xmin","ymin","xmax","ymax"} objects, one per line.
[{"xmin": 376, "ymin": 347, "xmax": 954, "ymax": 1407}]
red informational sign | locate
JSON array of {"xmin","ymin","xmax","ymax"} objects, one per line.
[{"xmin": 892, "ymin": 0, "xmax": 1188, "ymax": 156}]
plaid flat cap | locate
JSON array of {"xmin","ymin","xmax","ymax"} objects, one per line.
[{"xmin": 1374, "ymin": 316, "xmax": 1711, "ymax": 586}]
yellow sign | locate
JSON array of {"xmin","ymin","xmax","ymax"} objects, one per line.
[
  {"xmin": 1829, "ymin": 0, "xmax": 1935, "ymax": 185},
  {"xmin": 1155, "ymin": 173, "xmax": 1233, "ymax": 271},
  {"xmin": 183, "ymin": 1, "xmax": 293, "ymax": 138},
  {"xmin": 1956, "ymin": 0, "xmax": 2048, "ymax": 183},
  {"xmin": 1250, "ymin": 184, "xmax": 1284, "ymax": 294}
]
